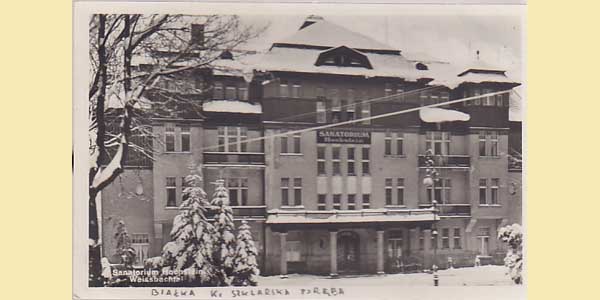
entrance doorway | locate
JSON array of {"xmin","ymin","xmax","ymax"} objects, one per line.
[{"xmin": 337, "ymin": 231, "xmax": 360, "ymax": 273}]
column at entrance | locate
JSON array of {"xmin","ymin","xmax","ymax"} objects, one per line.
[
  {"xmin": 423, "ymin": 229, "xmax": 432, "ymax": 269},
  {"xmin": 279, "ymin": 231, "xmax": 288, "ymax": 278},
  {"xmin": 329, "ymin": 230, "xmax": 338, "ymax": 278},
  {"xmin": 376, "ymin": 229, "xmax": 385, "ymax": 275}
]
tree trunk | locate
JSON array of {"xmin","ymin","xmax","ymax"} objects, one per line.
[{"xmin": 89, "ymin": 14, "xmax": 107, "ymax": 287}]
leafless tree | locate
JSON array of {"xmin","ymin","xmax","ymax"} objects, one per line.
[{"xmin": 87, "ymin": 14, "xmax": 263, "ymax": 286}]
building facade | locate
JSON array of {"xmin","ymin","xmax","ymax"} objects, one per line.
[{"xmin": 100, "ymin": 16, "xmax": 522, "ymax": 277}]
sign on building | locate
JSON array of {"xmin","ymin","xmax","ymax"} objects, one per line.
[{"xmin": 317, "ymin": 129, "xmax": 371, "ymax": 144}]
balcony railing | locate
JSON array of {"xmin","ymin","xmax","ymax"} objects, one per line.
[
  {"xmin": 418, "ymin": 154, "xmax": 470, "ymax": 169},
  {"xmin": 418, "ymin": 203, "xmax": 471, "ymax": 217},
  {"xmin": 203, "ymin": 152, "xmax": 265, "ymax": 165},
  {"xmin": 206, "ymin": 205, "xmax": 266, "ymax": 219}
]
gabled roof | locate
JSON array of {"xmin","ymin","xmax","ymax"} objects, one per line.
[{"xmin": 273, "ymin": 17, "xmax": 399, "ymax": 54}]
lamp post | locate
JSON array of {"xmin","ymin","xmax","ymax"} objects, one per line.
[{"xmin": 423, "ymin": 149, "xmax": 440, "ymax": 286}]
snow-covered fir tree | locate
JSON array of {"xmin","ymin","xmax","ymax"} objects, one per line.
[
  {"xmin": 114, "ymin": 220, "xmax": 136, "ymax": 268},
  {"xmin": 161, "ymin": 169, "xmax": 218, "ymax": 286},
  {"xmin": 231, "ymin": 220, "xmax": 260, "ymax": 286},
  {"xmin": 498, "ymin": 223, "xmax": 523, "ymax": 284},
  {"xmin": 210, "ymin": 179, "xmax": 237, "ymax": 286}
]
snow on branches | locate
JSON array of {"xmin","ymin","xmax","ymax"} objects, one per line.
[
  {"xmin": 160, "ymin": 170, "xmax": 218, "ymax": 285},
  {"xmin": 231, "ymin": 220, "xmax": 260, "ymax": 286},
  {"xmin": 498, "ymin": 223, "xmax": 523, "ymax": 284},
  {"xmin": 211, "ymin": 179, "xmax": 237, "ymax": 286}
]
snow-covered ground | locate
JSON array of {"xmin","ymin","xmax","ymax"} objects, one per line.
[{"xmin": 258, "ymin": 265, "xmax": 513, "ymax": 287}]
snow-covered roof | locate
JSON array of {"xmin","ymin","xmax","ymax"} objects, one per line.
[
  {"xmin": 257, "ymin": 47, "xmax": 422, "ymax": 80},
  {"xmin": 203, "ymin": 100, "xmax": 262, "ymax": 114},
  {"xmin": 419, "ymin": 107, "xmax": 470, "ymax": 123},
  {"xmin": 276, "ymin": 18, "xmax": 397, "ymax": 53},
  {"xmin": 266, "ymin": 208, "xmax": 435, "ymax": 224}
]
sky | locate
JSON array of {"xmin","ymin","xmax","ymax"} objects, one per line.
[{"xmin": 239, "ymin": 13, "xmax": 524, "ymax": 83}]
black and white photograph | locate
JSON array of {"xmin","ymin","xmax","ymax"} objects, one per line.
[{"xmin": 73, "ymin": 1, "xmax": 525, "ymax": 299}]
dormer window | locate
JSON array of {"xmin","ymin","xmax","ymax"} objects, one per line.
[{"xmin": 315, "ymin": 46, "xmax": 373, "ymax": 69}]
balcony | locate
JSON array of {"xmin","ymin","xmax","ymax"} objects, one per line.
[
  {"xmin": 418, "ymin": 203, "xmax": 471, "ymax": 217},
  {"xmin": 206, "ymin": 205, "xmax": 266, "ymax": 219},
  {"xmin": 418, "ymin": 154, "xmax": 470, "ymax": 169},
  {"xmin": 203, "ymin": 152, "xmax": 265, "ymax": 165}
]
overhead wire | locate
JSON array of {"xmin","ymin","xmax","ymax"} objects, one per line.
[{"xmin": 199, "ymin": 89, "xmax": 511, "ymax": 152}]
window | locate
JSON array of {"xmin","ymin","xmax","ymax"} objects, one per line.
[
  {"xmin": 361, "ymin": 147, "xmax": 370, "ymax": 175},
  {"xmin": 280, "ymin": 80, "xmax": 289, "ymax": 97},
  {"xmin": 480, "ymin": 178, "xmax": 500, "ymax": 206},
  {"xmin": 228, "ymin": 127, "xmax": 239, "ymax": 152},
  {"xmin": 293, "ymin": 178, "xmax": 302, "ymax": 206},
  {"xmin": 180, "ymin": 126, "xmax": 190, "ymax": 152},
  {"xmin": 385, "ymin": 132, "xmax": 392, "ymax": 155},
  {"xmin": 479, "ymin": 131, "xmax": 487, "ymax": 156},
  {"xmin": 331, "ymin": 89, "xmax": 341, "ymax": 122},
  {"xmin": 333, "ymin": 194, "xmax": 341, "ymax": 210},
  {"xmin": 384, "ymin": 83, "xmax": 393, "ymax": 97},
  {"xmin": 130, "ymin": 233, "xmax": 150, "ymax": 266},
  {"xmin": 440, "ymin": 91, "xmax": 450, "ymax": 102},
  {"xmin": 227, "ymin": 178, "xmax": 248, "ymax": 206},
  {"xmin": 482, "ymin": 89, "xmax": 494, "ymax": 106},
  {"xmin": 490, "ymin": 131, "xmax": 499, "ymax": 156},
  {"xmin": 280, "ymin": 135, "xmax": 288, "ymax": 154},
  {"xmin": 430, "ymin": 92, "xmax": 439, "ymax": 103},
  {"xmin": 396, "ymin": 133, "xmax": 404, "ymax": 155},
  {"xmin": 427, "ymin": 178, "xmax": 451, "ymax": 204},
  {"xmin": 419, "ymin": 230, "xmax": 425, "ymax": 250},
  {"xmin": 239, "ymin": 85, "xmax": 248, "ymax": 101},
  {"xmin": 420, "ymin": 91, "xmax": 429, "ymax": 105},
  {"xmin": 281, "ymin": 178, "xmax": 290, "ymax": 206},
  {"xmin": 347, "ymin": 194, "xmax": 356, "ymax": 210},
  {"xmin": 332, "ymin": 146, "xmax": 341, "ymax": 175},
  {"xmin": 479, "ymin": 179, "xmax": 487, "ymax": 205},
  {"xmin": 217, "ymin": 126, "xmax": 247, "ymax": 153},
  {"xmin": 317, "ymin": 146, "xmax": 326, "ymax": 175},
  {"xmin": 396, "ymin": 88, "xmax": 404, "ymax": 98},
  {"xmin": 479, "ymin": 131, "xmax": 500, "ymax": 157},
  {"xmin": 214, "ymin": 82, "xmax": 224, "ymax": 99},
  {"xmin": 316, "ymin": 87, "xmax": 325, "ymax": 99},
  {"xmin": 291, "ymin": 82, "xmax": 301, "ymax": 98},
  {"xmin": 316, "ymin": 101, "xmax": 326, "ymax": 123},
  {"xmin": 385, "ymin": 178, "xmax": 393, "ymax": 205},
  {"xmin": 225, "ymin": 85, "xmax": 237, "ymax": 100},
  {"xmin": 361, "ymin": 101, "xmax": 371, "ymax": 124},
  {"xmin": 347, "ymin": 89, "xmax": 355, "ymax": 102},
  {"xmin": 286, "ymin": 241, "xmax": 301, "ymax": 262},
  {"xmin": 166, "ymin": 177, "xmax": 177, "ymax": 207},
  {"xmin": 477, "ymin": 227, "xmax": 490, "ymax": 256},
  {"xmin": 425, "ymin": 131, "xmax": 451, "ymax": 155},
  {"xmin": 362, "ymin": 194, "xmax": 370, "ymax": 209},
  {"xmin": 165, "ymin": 125, "xmax": 175, "ymax": 152},
  {"xmin": 442, "ymin": 228, "xmax": 450, "ymax": 249},
  {"xmin": 387, "ymin": 231, "xmax": 404, "ymax": 265},
  {"xmin": 318, "ymin": 194, "xmax": 327, "ymax": 210},
  {"xmin": 397, "ymin": 178, "xmax": 405, "ymax": 205},
  {"xmin": 181, "ymin": 176, "xmax": 189, "ymax": 202},
  {"xmin": 453, "ymin": 228, "xmax": 462, "ymax": 249},
  {"xmin": 347, "ymin": 147, "xmax": 355, "ymax": 175},
  {"xmin": 491, "ymin": 178, "xmax": 499, "ymax": 205},
  {"xmin": 473, "ymin": 89, "xmax": 482, "ymax": 105},
  {"xmin": 293, "ymin": 133, "xmax": 301, "ymax": 154},
  {"xmin": 346, "ymin": 93, "xmax": 355, "ymax": 120}
]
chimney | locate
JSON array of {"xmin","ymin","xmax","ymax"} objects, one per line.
[
  {"xmin": 190, "ymin": 23, "xmax": 205, "ymax": 47},
  {"xmin": 299, "ymin": 15, "xmax": 324, "ymax": 30}
]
